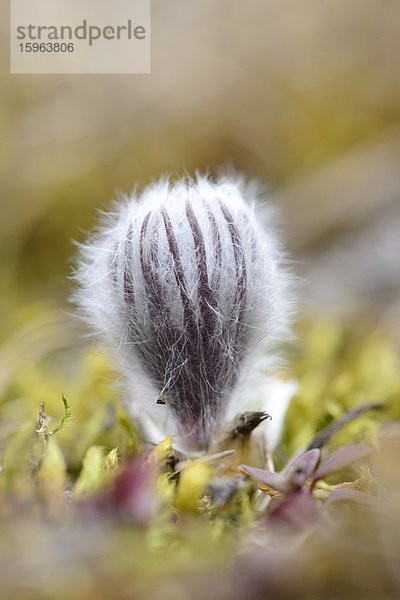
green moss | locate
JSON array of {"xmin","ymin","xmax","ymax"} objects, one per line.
[{"xmin": 0, "ymin": 313, "xmax": 400, "ymax": 598}]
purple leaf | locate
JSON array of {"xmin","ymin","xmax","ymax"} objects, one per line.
[
  {"xmin": 239, "ymin": 465, "xmax": 288, "ymax": 494},
  {"xmin": 81, "ymin": 455, "xmax": 157, "ymax": 527},
  {"xmin": 327, "ymin": 488, "xmax": 380, "ymax": 507},
  {"xmin": 269, "ymin": 491, "xmax": 320, "ymax": 529},
  {"xmin": 241, "ymin": 448, "xmax": 321, "ymax": 494},
  {"xmin": 111, "ymin": 457, "xmax": 157, "ymax": 526},
  {"xmin": 285, "ymin": 449, "xmax": 320, "ymax": 487},
  {"xmin": 306, "ymin": 402, "xmax": 385, "ymax": 451},
  {"xmin": 312, "ymin": 443, "xmax": 373, "ymax": 486}
]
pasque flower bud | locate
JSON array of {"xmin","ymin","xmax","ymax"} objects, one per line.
[{"xmin": 74, "ymin": 175, "xmax": 296, "ymax": 452}]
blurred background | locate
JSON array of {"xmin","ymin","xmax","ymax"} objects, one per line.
[{"xmin": 0, "ymin": 0, "xmax": 399, "ymax": 432}]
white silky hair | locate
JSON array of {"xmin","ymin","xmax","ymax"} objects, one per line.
[{"xmin": 73, "ymin": 174, "xmax": 296, "ymax": 453}]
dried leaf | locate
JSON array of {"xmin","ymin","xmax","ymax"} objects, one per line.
[{"xmin": 225, "ymin": 411, "xmax": 272, "ymax": 441}]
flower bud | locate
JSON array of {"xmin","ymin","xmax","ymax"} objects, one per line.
[{"xmin": 74, "ymin": 175, "xmax": 295, "ymax": 452}]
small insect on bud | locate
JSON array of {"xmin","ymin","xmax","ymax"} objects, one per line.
[{"xmin": 74, "ymin": 175, "xmax": 296, "ymax": 453}]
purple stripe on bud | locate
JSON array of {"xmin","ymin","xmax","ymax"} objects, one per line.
[{"xmin": 75, "ymin": 175, "xmax": 293, "ymax": 452}]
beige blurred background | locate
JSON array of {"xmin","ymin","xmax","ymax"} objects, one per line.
[{"xmin": 0, "ymin": 0, "xmax": 399, "ymax": 381}]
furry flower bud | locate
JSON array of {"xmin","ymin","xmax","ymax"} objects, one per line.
[{"xmin": 75, "ymin": 175, "xmax": 294, "ymax": 452}]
